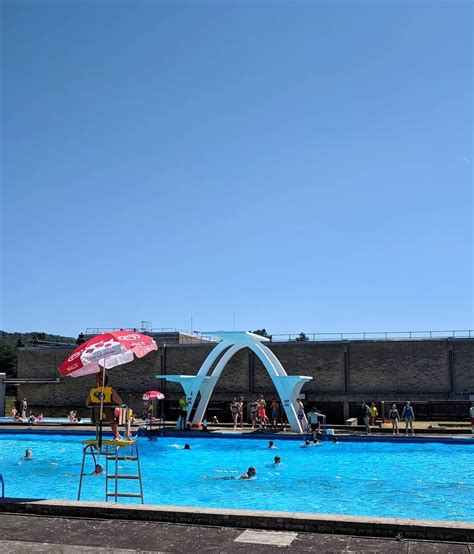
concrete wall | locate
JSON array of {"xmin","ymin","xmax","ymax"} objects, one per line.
[{"xmin": 16, "ymin": 338, "xmax": 474, "ymax": 421}]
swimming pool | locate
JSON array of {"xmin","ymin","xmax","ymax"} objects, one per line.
[{"xmin": 1, "ymin": 434, "xmax": 473, "ymax": 522}]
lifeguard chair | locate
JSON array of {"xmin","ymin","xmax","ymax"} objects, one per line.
[
  {"xmin": 78, "ymin": 438, "xmax": 143, "ymax": 503},
  {"xmin": 80, "ymin": 390, "xmax": 143, "ymax": 503}
]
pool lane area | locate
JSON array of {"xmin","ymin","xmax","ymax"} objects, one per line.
[{"xmin": 0, "ymin": 433, "xmax": 473, "ymax": 523}]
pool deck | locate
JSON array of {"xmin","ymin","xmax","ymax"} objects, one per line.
[
  {"xmin": 0, "ymin": 498, "xmax": 474, "ymax": 545},
  {"xmin": 0, "ymin": 422, "xmax": 473, "ymax": 444},
  {"xmin": 0, "ymin": 512, "xmax": 472, "ymax": 553}
]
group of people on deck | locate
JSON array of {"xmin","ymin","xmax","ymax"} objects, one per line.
[
  {"xmin": 361, "ymin": 401, "xmax": 415, "ymax": 436},
  {"xmin": 247, "ymin": 396, "xmax": 288, "ymax": 430}
]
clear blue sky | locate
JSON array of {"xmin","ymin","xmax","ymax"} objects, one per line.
[{"xmin": 1, "ymin": 0, "xmax": 472, "ymax": 338}]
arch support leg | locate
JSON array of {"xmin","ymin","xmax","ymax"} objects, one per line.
[{"xmin": 272, "ymin": 376, "xmax": 312, "ymax": 433}]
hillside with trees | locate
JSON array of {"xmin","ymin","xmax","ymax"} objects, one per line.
[{"xmin": 0, "ymin": 331, "xmax": 75, "ymax": 377}]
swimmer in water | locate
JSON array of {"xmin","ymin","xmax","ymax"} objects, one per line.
[
  {"xmin": 183, "ymin": 443, "xmax": 191, "ymax": 450},
  {"xmin": 22, "ymin": 449, "xmax": 33, "ymax": 460},
  {"xmin": 268, "ymin": 441, "xmax": 277, "ymax": 449},
  {"xmin": 265, "ymin": 456, "xmax": 282, "ymax": 469},
  {"xmin": 90, "ymin": 464, "xmax": 103, "ymax": 475},
  {"xmin": 239, "ymin": 466, "xmax": 257, "ymax": 480},
  {"xmin": 300, "ymin": 439, "xmax": 311, "ymax": 448}
]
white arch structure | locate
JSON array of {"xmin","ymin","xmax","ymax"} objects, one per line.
[{"xmin": 157, "ymin": 331, "xmax": 312, "ymax": 433}]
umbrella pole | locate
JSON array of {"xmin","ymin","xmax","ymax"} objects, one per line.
[{"xmin": 98, "ymin": 361, "xmax": 106, "ymax": 450}]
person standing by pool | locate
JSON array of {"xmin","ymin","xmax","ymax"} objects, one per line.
[
  {"xmin": 389, "ymin": 404, "xmax": 400, "ymax": 436},
  {"xmin": 237, "ymin": 396, "xmax": 244, "ymax": 428},
  {"xmin": 270, "ymin": 399, "xmax": 280, "ymax": 430},
  {"xmin": 250, "ymin": 397, "xmax": 259, "ymax": 429},
  {"xmin": 257, "ymin": 396, "xmax": 267, "ymax": 430},
  {"xmin": 361, "ymin": 401, "xmax": 372, "ymax": 435},
  {"xmin": 370, "ymin": 403, "xmax": 378, "ymax": 426},
  {"xmin": 402, "ymin": 401, "xmax": 415, "ymax": 436},
  {"xmin": 21, "ymin": 398, "xmax": 28, "ymax": 420},
  {"xmin": 177, "ymin": 395, "xmax": 188, "ymax": 431},
  {"xmin": 230, "ymin": 398, "xmax": 239, "ymax": 430},
  {"xmin": 307, "ymin": 406, "xmax": 326, "ymax": 435},
  {"xmin": 296, "ymin": 398, "xmax": 305, "ymax": 421}
]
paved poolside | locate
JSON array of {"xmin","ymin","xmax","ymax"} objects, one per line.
[{"xmin": 0, "ymin": 513, "xmax": 473, "ymax": 553}]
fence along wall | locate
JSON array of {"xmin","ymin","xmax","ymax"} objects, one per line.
[{"xmin": 16, "ymin": 338, "xmax": 474, "ymax": 422}]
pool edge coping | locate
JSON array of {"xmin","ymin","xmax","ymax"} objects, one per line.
[
  {"xmin": 0, "ymin": 428, "xmax": 473, "ymax": 444},
  {"xmin": 0, "ymin": 498, "xmax": 473, "ymax": 543}
]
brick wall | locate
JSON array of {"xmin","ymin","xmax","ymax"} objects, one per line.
[{"xmin": 16, "ymin": 339, "xmax": 474, "ymax": 419}]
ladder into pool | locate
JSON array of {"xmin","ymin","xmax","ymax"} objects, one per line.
[{"xmin": 77, "ymin": 439, "xmax": 144, "ymax": 503}]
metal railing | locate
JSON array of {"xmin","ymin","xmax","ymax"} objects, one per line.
[
  {"xmin": 86, "ymin": 327, "xmax": 178, "ymax": 335},
  {"xmin": 84, "ymin": 328, "xmax": 214, "ymax": 342},
  {"xmin": 271, "ymin": 330, "xmax": 473, "ymax": 342},
  {"xmin": 85, "ymin": 328, "xmax": 473, "ymax": 343}
]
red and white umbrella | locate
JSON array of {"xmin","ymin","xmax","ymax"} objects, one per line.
[
  {"xmin": 142, "ymin": 390, "xmax": 165, "ymax": 401},
  {"xmin": 59, "ymin": 331, "xmax": 158, "ymax": 378}
]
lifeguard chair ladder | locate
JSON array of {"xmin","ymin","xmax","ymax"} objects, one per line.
[{"xmin": 77, "ymin": 439, "xmax": 144, "ymax": 503}]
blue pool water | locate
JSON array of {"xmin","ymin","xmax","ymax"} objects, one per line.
[{"xmin": 0, "ymin": 434, "xmax": 473, "ymax": 522}]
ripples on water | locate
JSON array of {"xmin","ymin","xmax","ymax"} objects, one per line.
[{"xmin": 0, "ymin": 435, "xmax": 472, "ymax": 521}]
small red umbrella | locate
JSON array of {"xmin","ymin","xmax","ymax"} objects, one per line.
[
  {"xmin": 59, "ymin": 331, "xmax": 158, "ymax": 378},
  {"xmin": 142, "ymin": 391, "xmax": 165, "ymax": 401}
]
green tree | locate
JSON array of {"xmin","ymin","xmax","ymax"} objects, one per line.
[
  {"xmin": 252, "ymin": 329, "xmax": 272, "ymax": 341},
  {"xmin": 295, "ymin": 332, "xmax": 309, "ymax": 342},
  {"xmin": 0, "ymin": 344, "xmax": 17, "ymax": 376}
]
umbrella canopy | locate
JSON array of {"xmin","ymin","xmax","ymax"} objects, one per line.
[
  {"xmin": 59, "ymin": 331, "xmax": 158, "ymax": 378},
  {"xmin": 142, "ymin": 390, "xmax": 165, "ymax": 401}
]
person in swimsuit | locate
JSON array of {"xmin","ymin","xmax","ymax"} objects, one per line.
[
  {"xmin": 22, "ymin": 449, "xmax": 33, "ymax": 460},
  {"xmin": 239, "ymin": 466, "xmax": 256, "ymax": 479},
  {"xmin": 257, "ymin": 397, "xmax": 267, "ymax": 429},
  {"xmin": 402, "ymin": 402, "xmax": 415, "ymax": 436},
  {"xmin": 249, "ymin": 398, "xmax": 259, "ymax": 429},
  {"xmin": 90, "ymin": 463, "xmax": 103, "ymax": 475},
  {"xmin": 237, "ymin": 396, "xmax": 244, "ymax": 428},
  {"xmin": 361, "ymin": 401, "xmax": 371, "ymax": 435},
  {"xmin": 270, "ymin": 399, "xmax": 280, "ymax": 430},
  {"xmin": 389, "ymin": 404, "xmax": 400, "ymax": 436},
  {"xmin": 230, "ymin": 398, "xmax": 239, "ymax": 430}
]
